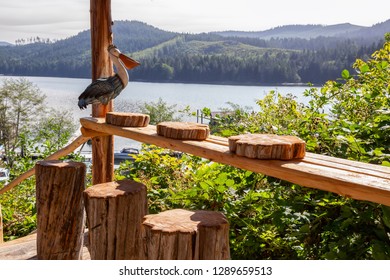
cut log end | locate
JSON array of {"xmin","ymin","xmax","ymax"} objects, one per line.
[
  {"xmin": 142, "ymin": 209, "xmax": 230, "ymax": 260},
  {"xmin": 84, "ymin": 180, "xmax": 146, "ymax": 198},
  {"xmin": 106, "ymin": 112, "xmax": 150, "ymax": 127},
  {"xmin": 157, "ymin": 122, "xmax": 210, "ymax": 140},
  {"xmin": 83, "ymin": 180, "xmax": 148, "ymax": 260},
  {"xmin": 228, "ymin": 134, "xmax": 306, "ymax": 160}
]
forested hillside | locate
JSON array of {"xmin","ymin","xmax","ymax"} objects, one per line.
[{"xmin": 0, "ymin": 20, "xmax": 388, "ymax": 84}]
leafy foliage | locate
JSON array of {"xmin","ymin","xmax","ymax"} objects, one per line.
[
  {"xmin": 116, "ymin": 36, "xmax": 390, "ymax": 259},
  {"xmin": 0, "ymin": 78, "xmax": 45, "ymax": 167},
  {"xmin": 0, "ymin": 78, "xmax": 77, "ymax": 241},
  {"xmin": 138, "ymin": 97, "xmax": 182, "ymax": 124}
]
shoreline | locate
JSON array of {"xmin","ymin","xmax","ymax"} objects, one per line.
[{"xmin": 0, "ymin": 74, "xmax": 322, "ymax": 87}]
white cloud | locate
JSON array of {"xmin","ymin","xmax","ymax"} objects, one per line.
[{"xmin": 0, "ymin": 0, "xmax": 388, "ymax": 43}]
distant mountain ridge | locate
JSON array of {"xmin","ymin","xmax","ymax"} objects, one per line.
[
  {"xmin": 0, "ymin": 41, "xmax": 12, "ymax": 46},
  {"xmin": 214, "ymin": 20, "xmax": 390, "ymax": 41},
  {"xmin": 0, "ymin": 20, "xmax": 388, "ymax": 84},
  {"xmin": 2, "ymin": 19, "xmax": 389, "ymax": 45}
]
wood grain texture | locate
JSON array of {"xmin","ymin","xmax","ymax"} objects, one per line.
[
  {"xmin": 90, "ymin": 0, "xmax": 114, "ymax": 184},
  {"xmin": 157, "ymin": 122, "xmax": 210, "ymax": 140},
  {"xmin": 35, "ymin": 160, "xmax": 86, "ymax": 260},
  {"xmin": 79, "ymin": 117, "xmax": 390, "ymax": 206},
  {"xmin": 142, "ymin": 209, "xmax": 230, "ymax": 260},
  {"xmin": 106, "ymin": 112, "xmax": 150, "ymax": 127},
  {"xmin": 228, "ymin": 134, "xmax": 306, "ymax": 160},
  {"xmin": 83, "ymin": 180, "xmax": 147, "ymax": 260}
]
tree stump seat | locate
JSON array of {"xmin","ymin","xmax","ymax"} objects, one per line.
[
  {"xmin": 142, "ymin": 209, "xmax": 230, "ymax": 260},
  {"xmin": 35, "ymin": 160, "xmax": 86, "ymax": 260},
  {"xmin": 83, "ymin": 180, "xmax": 147, "ymax": 260}
]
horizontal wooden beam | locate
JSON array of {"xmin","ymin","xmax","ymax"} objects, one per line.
[{"xmin": 80, "ymin": 117, "xmax": 390, "ymax": 206}]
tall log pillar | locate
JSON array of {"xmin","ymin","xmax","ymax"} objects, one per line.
[
  {"xmin": 83, "ymin": 180, "xmax": 148, "ymax": 259},
  {"xmin": 142, "ymin": 209, "xmax": 230, "ymax": 260},
  {"xmin": 90, "ymin": 0, "xmax": 114, "ymax": 184},
  {"xmin": 35, "ymin": 160, "xmax": 86, "ymax": 260}
]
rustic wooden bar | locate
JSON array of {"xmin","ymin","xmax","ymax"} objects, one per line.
[{"xmin": 80, "ymin": 117, "xmax": 390, "ymax": 207}]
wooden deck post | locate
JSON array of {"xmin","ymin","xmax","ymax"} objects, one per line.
[
  {"xmin": 142, "ymin": 209, "xmax": 230, "ymax": 260},
  {"xmin": 35, "ymin": 160, "xmax": 86, "ymax": 260},
  {"xmin": 83, "ymin": 180, "xmax": 147, "ymax": 259},
  {"xmin": 90, "ymin": 0, "xmax": 114, "ymax": 184}
]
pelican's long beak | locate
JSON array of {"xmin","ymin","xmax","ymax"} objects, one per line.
[{"xmin": 119, "ymin": 54, "xmax": 140, "ymax": 70}]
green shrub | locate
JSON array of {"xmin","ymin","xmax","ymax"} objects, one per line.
[{"xmin": 116, "ymin": 35, "xmax": 390, "ymax": 259}]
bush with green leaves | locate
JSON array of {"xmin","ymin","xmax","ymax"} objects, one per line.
[
  {"xmin": 0, "ymin": 78, "xmax": 77, "ymax": 241},
  {"xmin": 116, "ymin": 35, "xmax": 390, "ymax": 259}
]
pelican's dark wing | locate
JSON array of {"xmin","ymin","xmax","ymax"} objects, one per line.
[{"xmin": 78, "ymin": 75, "xmax": 123, "ymax": 109}]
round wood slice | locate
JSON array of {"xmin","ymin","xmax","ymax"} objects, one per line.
[
  {"xmin": 157, "ymin": 122, "xmax": 210, "ymax": 140},
  {"xmin": 106, "ymin": 112, "xmax": 150, "ymax": 127},
  {"xmin": 228, "ymin": 134, "xmax": 306, "ymax": 160}
]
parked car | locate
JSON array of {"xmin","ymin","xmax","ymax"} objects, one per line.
[
  {"xmin": 0, "ymin": 168, "xmax": 10, "ymax": 183},
  {"xmin": 114, "ymin": 147, "xmax": 139, "ymax": 167}
]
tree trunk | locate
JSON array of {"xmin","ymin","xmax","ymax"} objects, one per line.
[
  {"xmin": 83, "ymin": 180, "xmax": 147, "ymax": 260},
  {"xmin": 142, "ymin": 209, "xmax": 230, "ymax": 260},
  {"xmin": 90, "ymin": 0, "xmax": 114, "ymax": 184},
  {"xmin": 35, "ymin": 160, "xmax": 86, "ymax": 260}
]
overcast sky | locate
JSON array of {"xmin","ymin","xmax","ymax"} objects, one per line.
[{"xmin": 0, "ymin": 0, "xmax": 389, "ymax": 43}]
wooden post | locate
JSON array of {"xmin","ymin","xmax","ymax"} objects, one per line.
[
  {"xmin": 35, "ymin": 160, "xmax": 86, "ymax": 260},
  {"xmin": 142, "ymin": 209, "xmax": 230, "ymax": 260},
  {"xmin": 0, "ymin": 204, "xmax": 3, "ymax": 244},
  {"xmin": 83, "ymin": 180, "xmax": 147, "ymax": 260},
  {"xmin": 90, "ymin": 0, "xmax": 114, "ymax": 184}
]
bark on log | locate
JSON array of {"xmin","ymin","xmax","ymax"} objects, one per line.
[
  {"xmin": 228, "ymin": 134, "xmax": 306, "ymax": 160},
  {"xmin": 83, "ymin": 180, "xmax": 147, "ymax": 260},
  {"xmin": 90, "ymin": 0, "xmax": 114, "ymax": 184},
  {"xmin": 106, "ymin": 112, "xmax": 150, "ymax": 127},
  {"xmin": 142, "ymin": 209, "xmax": 230, "ymax": 260},
  {"xmin": 157, "ymin": 122, "xmax": 210, "ymax": 140},
  {"xmin": 35, "ymin": 160, "xmax": 86, "ymax": 260}
]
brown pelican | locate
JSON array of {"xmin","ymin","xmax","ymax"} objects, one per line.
[{"xmin": 78, "ymin": 45, "xmax": 140, "ymax": 109}]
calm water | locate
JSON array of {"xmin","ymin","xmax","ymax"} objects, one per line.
[{"xmin": 1, "ymin": 76, "xmax": 312, "ymax": 150}]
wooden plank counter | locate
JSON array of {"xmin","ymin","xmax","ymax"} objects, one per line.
[{"xmin": 80, "ymin": 117, "xmax": 390, "ymax": 206}]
